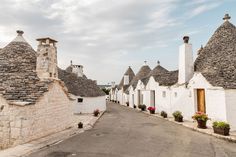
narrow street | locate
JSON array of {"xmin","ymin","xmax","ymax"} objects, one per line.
[{"xmin": 28, "ymin": 102, "xmax": 236, "ymax": 157}]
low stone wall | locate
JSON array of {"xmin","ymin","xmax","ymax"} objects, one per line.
[{"xmin": 0, "ymin": 81, "xmax": 74, "ymax": 149}]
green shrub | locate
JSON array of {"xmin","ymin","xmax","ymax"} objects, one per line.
[
  {"xmin": 213, "ymin": 121, "xmax": 230, "ymax": 129},
  {"xmin": 172, "ymin": 111, "xmax": 183, "ymax": 118}
]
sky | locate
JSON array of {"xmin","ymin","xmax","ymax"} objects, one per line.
[{"xmin": 0, "ymin": 0, "xmax": 235, "ymax": 85}]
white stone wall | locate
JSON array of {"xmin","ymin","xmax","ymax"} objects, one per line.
[
  {"xmin": 225, "ymin": 89, "xmax": 236, "ymax": 130},
  {"xmin": 0, "ymin": 81, "xmax": 74, "ymax": 149},
  {"xmin": 74, "ymin": 96, "xmax": 106, "ymax": 113}
]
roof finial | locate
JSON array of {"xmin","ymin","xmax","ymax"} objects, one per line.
[
  {"xmin": 157, "ymin": 60, "xmax": 160, "ymax": 65},
  {"xmin": 223, "ymin": 14, "xmax": 231, "ymax": 21},
  {"xmin": 16, "ymin": 30, "xmax": 24, "ymax": 36},
  {"xmin": 144, "ymin": 61, "xmax": 147, "ymax": 65},
  {"xmin": 70, "ymin": 60, "xmax": 73, "ymax": 65}
]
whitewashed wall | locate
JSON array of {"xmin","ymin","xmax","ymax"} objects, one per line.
[
  {"xmin": 170, "ymin": 86, "xmax": 194, "ymax": 120},
  {"xmin": 225, "ymin": 89, "xmax": 236, "ymax": 130},
  {"xmin": 75, "ymin": 96, "xmax": 106, "ymax": 113}
]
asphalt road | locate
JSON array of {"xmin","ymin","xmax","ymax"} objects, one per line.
[{"xmin": 28, "ymin": 102, "xmax": 236, "ymax": 157}]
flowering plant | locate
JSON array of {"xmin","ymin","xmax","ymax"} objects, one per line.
[
  {"xmin": 147, "ymin": 106, "xmax": 156, "ymax": 111},
  {"xmin": 192, "ymin": 112, "xmax": 209, "ymax": 122}
]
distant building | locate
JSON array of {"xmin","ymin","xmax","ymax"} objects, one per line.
[{"xmin": 58, "ymin": 62, "xmax": 106, "ymax": 114}]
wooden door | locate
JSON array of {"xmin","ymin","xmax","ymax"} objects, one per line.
[{"xmin": 197, "ymin": 89, "xmax": 206, "ymax": 113}]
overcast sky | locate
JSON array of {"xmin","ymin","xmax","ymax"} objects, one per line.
[{"xmin": 0, "ymin": 0, "xmax": 235, "ymax": 85}]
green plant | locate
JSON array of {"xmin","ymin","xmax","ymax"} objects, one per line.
[
  {"xmin": 192, "ymin": 112, "xmax": 209, "ymax": 122},
  {"xmin": 78, "ymin": 122, "xmax": 83, "ymax": 128},
  {"xmin": 138, "ymin": 104, "xmax": 146, "ymax": 111},
  {"xmin": 213, "ymin": 121, "xmax": 230, "ymax": 129},
  {"xmin": 172, "ymin": 111, "xmax": 183, "ymax": 118},
  {"xmin": 161, "ymin": 111, "xmax": 167, "ymax": 118}
]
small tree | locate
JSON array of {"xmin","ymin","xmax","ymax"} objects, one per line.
[{"xmin": 102, "ymin": 88, "xmax": 110, "ymax": 95}]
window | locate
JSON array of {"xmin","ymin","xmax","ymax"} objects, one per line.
[
  {"xmin": 49, "ymin": 73, "xmax": 52, "ymax": 77},
  {"xmin": 174, "ymin": 92, "xmax": 177, "ymax": 97},
  {"xmin": 162, "ymin": 91, "xmax": 166, "ymax": 97},
  {"xmin": 78, "ymin": 98, "xmax": 83, "ymax": 103}
]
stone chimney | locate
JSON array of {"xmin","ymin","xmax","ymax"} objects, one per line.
[
  {"xmin": 178, "ymin": 36, "xmax": 193, "ymax": 84},
  {"xmin": 70, "ymin": 61, "xmax": 84, "ymax": 77},
  {"xmin": 36, "ymin": 37, "xmax": 58, "ymax": 79}
]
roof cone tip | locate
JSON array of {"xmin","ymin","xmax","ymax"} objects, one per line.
[
  {"xmin": 16, "ymin": 30, "xmax": 24, "ymax": 36},
  {"xmin": 223, "ymin": 14, "xmax": 231, "ymax": 21}
]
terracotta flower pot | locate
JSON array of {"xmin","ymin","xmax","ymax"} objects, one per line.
[
  {"xmin": 213, "ymin": 127, "xmax": 230, "ymax": 136},
  {"xmin": 149, "ymin": 110, "xmax": 155, "ymax": 114},
  {"xmin": 78, "ymin": 122, "xmax": 83, "ymax": 128},
  {"xmin": 197, "ymin": 120, "xmax": 207, "ymax": 129}
]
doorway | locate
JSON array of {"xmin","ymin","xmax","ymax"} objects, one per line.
[
  {"xmin": 197, "ymin": 89, "xmax": 206, "ymax": 113},
  {"xmin": 150, "ymin": 90, "xmax": 155, "ymax": 107}
]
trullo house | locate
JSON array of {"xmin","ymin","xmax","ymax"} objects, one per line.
[
  {"xmin": 128, "ymin": 62, "xmax": 151, "ymax": 108},
  {"xmin": 58, "ymin": 62, "xmax": 106, "ymax": 114},
  {"xmin": 116, "ymin": 66, "xmax": 135, "ymax": 106},
  {"xmin": 123, "ymin": 14, "xmax": 236, "ymax": 130},
  {"xmin": 0, "ymin": 31, "xmax": 74, "ymax": 149}
]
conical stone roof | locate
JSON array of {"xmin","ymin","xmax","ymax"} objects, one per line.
[
  {"xmin": 58, "ymin": 68, "xmax": 105, "ymax": 97},
  {"xmin": 194, "ymin": 16, "xmax": 236, "ymax": 89},
  {"xmin": 130, "ymin": 65, "xmax": 151, "ymax": 89},
  {"xmin": 141, "ymin": 64, "xmax": 169, "ymax": 85},
  {"xmin": 0, "ymin": 30, "xmax": 51, "ymax": 104},
  {"xmin": 118, "ymin": 66, "xmax": 135, "ymax": 90}
]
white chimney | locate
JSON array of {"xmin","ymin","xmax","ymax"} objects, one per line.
[
  {"xmin": 71, "ymin": 65, "xmax": 84, "ymax": 77},
  {"xmin": 178, "ymin": 36, "xmax": 193, "ymax": 84}
]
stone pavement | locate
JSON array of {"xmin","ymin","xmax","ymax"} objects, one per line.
[
  {"xmin": 124, "ymin": 104, "xmax": 236, "ymax": 143},
  {"xmin": 0, "ymin": 112, "xmax": 104, "ymax": 157},
  {"xmin": 27, "ymin": 102, "xmax": 236, "ymax": 157}
]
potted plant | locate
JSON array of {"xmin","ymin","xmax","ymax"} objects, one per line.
[
  {"xmin": 138, "ymin": 104, "xmax": 146, "ymax": 111},
  {"xmin": 161, "ymin": 111, "xmax": 167, "ymax": 118},
  {"xmin": 93, "ymin": 109, "xmax": 100, "ymax": 117},
  {"xmin": 78, "ymin": 122, "xmax": 83, "ymax": 128},
  {"xmin": 212, "ymin": 121, "xmax": 230, "ymax": 136},
  {"xmin": 172, "ymin": 111, "xmax": 183, "ymax": 122},
  {"xmin": 134, "ymin": 104, "xmax": 136, "ymax": 109},
  {"xmin": 192, "ymin": 112, "xmax": 209, "ymax": 129},
  {"xmin": 147, "ymin": 106, "xmax": 156, "ymax": 114},
  {"xmin": 126, "ymin": 102, "xmax": 129, "ymax": 107}
]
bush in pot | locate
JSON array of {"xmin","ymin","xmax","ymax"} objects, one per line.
[
  {"xmin": 192, "ymin": 112, "xmax": 209, "ymax": 129},
  {"xmin": 78, "ymin": 122, "xmax": 83, "ymax": 128},
  {"xmin": 133, "ymin": 104, "xmax": 136, "ymax": 109},
  {"xmin": 212, "ymin": 121, "xmax": 230, "ymax": 136},
  {"xmin": 93, "ymin": 109, "xmax": 100, "ymax": 117},
  {"xmin": 126, "ymin": 102, "xmax": 129, "ymax": 107},
  {"xmin": 138, "ymin": 104, "xmax": 146, "ymax": 111},
  {"xmin": 161, "ymin": 111, "xmax": 167, "ymax": 118},
  {"xmin": 172, "ymin": 111, "xmax": 183, "ymax": 122},
  {"xmin": 147, "ymin": 106, "xmax": 156, "ymax": 114}
]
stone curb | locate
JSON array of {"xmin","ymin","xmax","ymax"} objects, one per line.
[
  {"xmin": 0, "ymin": 112, "xmax": 105, "ymax": 157},
  {"xmin": 118, "ymin": 103, "xmax": 236, "ymax": 143}
]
